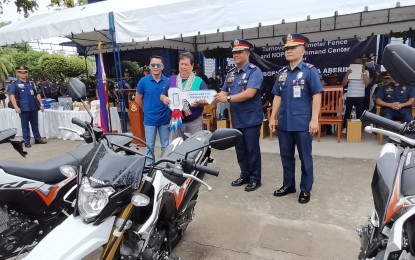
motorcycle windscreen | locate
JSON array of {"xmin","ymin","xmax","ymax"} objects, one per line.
[
  {"xmin": 382, "ymin": 44, "xmax": 415, "ymax": 87},
  {"xmin": 80, "ymin": 143, "xmax": 145, "ymax": 189},
  {"xmin": 372, "ymin": 152, "xmax": 399, "ymax": 223}
]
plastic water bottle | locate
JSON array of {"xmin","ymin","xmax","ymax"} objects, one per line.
[{"xmin": 351, "ymin": 106, "xmax": 356, "ymax": 120}]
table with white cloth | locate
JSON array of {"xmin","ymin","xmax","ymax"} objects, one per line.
[{"xmin": 0, "ymin": 107, "xmax": 121, "ymax": 140}]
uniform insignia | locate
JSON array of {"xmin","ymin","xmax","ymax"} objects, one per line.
[
  {"xmin": 234, "ymin": 39, "xmax": 239, "ymax": 46},
  {"xmin": 238, "ymin": 80, "xmax": 241, "ymax": 85},
  {"xmin": 297, "ymin": 72, "xmax": 303, "ymax": 79},
  {"xmin": 386, "ymin": 87, "xmax": 393, "ymax": 93},
  {"xmin": 300, "ymin": 80, "xmax": 305, "ymax": 85},
  {"xmin": 243, "ymin": 80, "xmax": 247, "ymax": 84},
  {"xmin": 242, "ymin": 73, "xmax": 246, "ymax": 79},
  {"xmin": 280, "ymin": 74, "xmax": 287, "ymax": 82},
  {"xmin": 402, "ymin": 86, "xmax": 406, "ymax": 91},
  {"xmin": 249, "ymin": 64, "xmax": 257, "ymax": 69},
  {"xmin": 18, "ymin": 84, "xmax": 25, "ymax": 88},
  {"xmin": 227, "ymin": 77, "xmax": 234, "ymax": 83},
  {"xmin": 287, "ymin": 34, "xmax": 293, "ymax": 41}
]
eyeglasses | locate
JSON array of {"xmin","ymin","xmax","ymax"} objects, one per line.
[{"xmin": 150, "ymin": 63, "xmax": 163, "ymax": 68}]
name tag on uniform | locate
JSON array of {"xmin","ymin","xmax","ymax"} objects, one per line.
[
  {"xmin": 30, "ymin": 89, "xmax": 34, "ymax": 96},
  {"xmin": 293, "ymin": 85, "xmax": 301, "ymax": 98}
]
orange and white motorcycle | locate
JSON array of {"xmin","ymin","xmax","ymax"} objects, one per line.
[
  {"xmin": 26, "ymin": 126, "xmax": 241, "ymax": 260},
  {"xmin": 357, "ymin": 43, "xmax": 415, "ymax": 260}
]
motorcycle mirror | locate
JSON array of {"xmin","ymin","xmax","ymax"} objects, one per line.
[
  {"xmin": 68, "ymin": 78, "xmax": 94, "ymax": 127},
  {"xmin": 131, "ymin": 193, "xmax": 150, "ymax": 207},
  {"xmin": 59, "ymin": 165, "xmax": 77, "ymax": 178},
  {"xmin": 10, "ymin": 138, "xmax": 27, "ymax": 157},
  {"xmin": 68, "ymin": 78, "xmax": 87, "ymax": 101},
  {"xmin": 209, "ymin": 128, "xmax": 242, "ymax": 150},
  {"xmin": 0, "ymin": 128, "xmax": 18, "ymax": 144},
  {"xmin": 382, "ymin": 44, "xmax": 415, "ymax": 87}
]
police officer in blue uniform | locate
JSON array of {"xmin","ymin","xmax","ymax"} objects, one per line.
[
  {"xmin": 8, "ymin": 66, "xmax": 47, "ymax": 148},
  {"xmin": 214, "ymin": 39, "xmax": 264, "ymax": 192},
  {"xmin": 376, "ymin": 73, "xmax": 415, "ymax": 123},
  {"xmin": 269, "ymin": 34, "xmax": 323, "ymax": 204},
  {"xmin": 37, "ymin": 78, "xmax": 49, "ymax": 98},
  {"xmin": 50, "ymin": 80, "xmax": 60, "ymax": 102}
]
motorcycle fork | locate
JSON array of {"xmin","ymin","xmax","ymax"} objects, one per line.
[{"xmin": 100, "ymin": 185, "xmax": 144, "ymax": 259}]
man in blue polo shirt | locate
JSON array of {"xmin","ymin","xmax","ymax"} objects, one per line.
[{"xmin": 136, "ymin": 55, "xmax": 171, "ymax": 164}]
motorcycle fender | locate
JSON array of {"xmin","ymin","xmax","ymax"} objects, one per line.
[
  {"xmin": 384, "ymin": 206, "xmax": 415, "ymax": 259},
  {"xmin": 25, "ymin": 215, "xmax": 115, "ymax": 260}
]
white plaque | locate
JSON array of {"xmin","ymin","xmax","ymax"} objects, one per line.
[{"xmin": 167, "ymin": 88, "xmax": 217, "ymax": 111}]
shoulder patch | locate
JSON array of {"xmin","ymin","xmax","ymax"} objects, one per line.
[
  {"xmin": 249, "ymin": 64, "xmax": 257, "ymax": 69},
  {"xmin": 305, "ymin": 63, "xmax": 315, "ymax": 69}
]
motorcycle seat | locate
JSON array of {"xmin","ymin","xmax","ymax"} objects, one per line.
[{"xmin": 0, "ymin": 153, "xmax": 79, "ymax": 184}]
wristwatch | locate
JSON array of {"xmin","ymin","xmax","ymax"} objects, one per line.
[{"xmin": 227, "ymin": 96, "xmax": 231, "ymax": 102}]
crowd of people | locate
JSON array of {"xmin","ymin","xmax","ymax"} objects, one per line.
[{"xmin": 3, "ymin": 33, "xmax": 413, "ymax": 205}]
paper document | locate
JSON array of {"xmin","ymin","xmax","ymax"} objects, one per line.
[{"xmin": 348, "ymin": 64, "xmax": 363, "ymax": 80}]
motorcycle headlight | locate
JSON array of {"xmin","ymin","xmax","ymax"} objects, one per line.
[{"xmin": 78, "ymin": 177, "xmax": 115, "ymax": 219}]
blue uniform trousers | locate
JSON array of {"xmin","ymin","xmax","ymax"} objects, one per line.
[
  {"xmin": 235, "ymin": 124, "xmax": 261, "ymax": 183},
  {"xmin": 278, "ymin": 130, "xmax": 313, "ymax": 192},
  {"xmin": 20, "ymin": 111, "xmax": 41, "ymax": 144},
  {"xmin": 382, "ymin": 109, "xmax": 413, "ymax": 123}
]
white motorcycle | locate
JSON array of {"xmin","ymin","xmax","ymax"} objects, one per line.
[
  {"xmin": 357, "ymin": 43, "xmax": 415, "ymax": 260},
  {"xmin": 26, "ymin": 79, "xmax": 242, "ymax": 260}
]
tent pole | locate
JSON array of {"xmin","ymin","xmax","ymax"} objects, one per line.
[{"xmin": 109, "ymin": 11, "xmax": 127, "ymax": 132}]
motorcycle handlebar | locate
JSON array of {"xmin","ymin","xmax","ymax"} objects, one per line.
[
  {"xmin": 360, "ymin": 111, "xmax": 406, "ymax": 134},
  {"xmin": 71, "ymin": 117, "xmax": 88, "ymax": 129},
  {"xmin": 194, "ymin": 164, "xmax": 219, "ymax": 177}
]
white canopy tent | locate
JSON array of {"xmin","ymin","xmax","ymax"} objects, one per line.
[{"xmin": 0, "ymin": 0, "xmax": 413, "ymax": 54}]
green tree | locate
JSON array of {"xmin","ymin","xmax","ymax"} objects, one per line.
[
  {"xmin": 0, "ymin": 0, "xmax": 87, "ymax": 20},
  {"xmin": 11, "ymin": 50, "xmax": 47, "ymax": 79},
  {"xmin": 0, "ymin": 55, "xmax": 13, "ymax": 82},
  {"xmin": 121, "ymin": 60, "xmax": 141, "ymax": 77},
  {"xmin": 38, "ymin": 53, "xmax": 67, "ymax": 80},
  {"xmin": 66, "ymin": 56, "xmax": 87, "ymax": 77},
  {"xmin": 49, "ymin": 0, "xmax": 87, "ymax": 8},
  {"xmin": 0, "ymin": 0, "xmax": 38, "ymax": 19}
]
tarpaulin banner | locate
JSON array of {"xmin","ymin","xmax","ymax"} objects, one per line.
[{"xmin": 253, "ymin": 36, "xmax": 378, "ymax": 79}]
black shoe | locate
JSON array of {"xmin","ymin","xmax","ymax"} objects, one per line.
[
  {"xmin": 35, "ymin": 139, "xmax": 47, "ymax": 144},
  {"xmin": 273, "ymin": 186, "xmax": 296, "ymax": 197},
  {"xmin": 24, "ymin": 143, "xmax": 31, "ymax": 148},
  {"xmin": 298, "ymin": 192, "xmax": 311, "ymax": 204},
  {"xmin": 231, "ymin": 178, "xmax": 249, "ymax": 186},
  {"xmin": 245, "ymin": 182, "xmax": 261, "ymax": 192}
]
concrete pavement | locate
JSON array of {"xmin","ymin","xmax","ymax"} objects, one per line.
[{"xmin": 0, "ymin": 132, "xmax": 380, "ymax": 259}]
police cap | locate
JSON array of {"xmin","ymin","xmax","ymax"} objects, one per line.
[
  {"xmin": 124, "ymin": 68, "xmax": 130, "ymax": 73},
  {"xmin": 143, "ymin": 66, "xmax": 150, "ymax": 72},
  {"xmin": 282, "ymin": 33, "xmax": 309, "ymax": 48},
  {"xmin": 231, "ymin": 39, "xmax": 253, "ymax": 52},
  {"xmin": 15, "ymin": 66, "xmax": 29, "ymax": 72}
]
